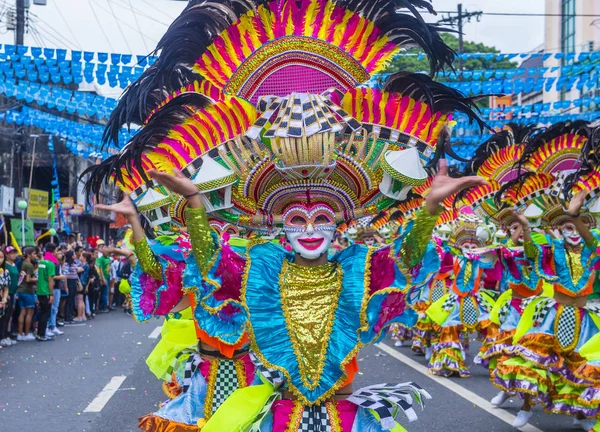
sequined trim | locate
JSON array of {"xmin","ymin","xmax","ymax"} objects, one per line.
[
  {"xmin": 186, "ymin": 207, "xmax": 219, "ymax": 276},
  {"xmin": 225, "ymin": 37, "xmax": 368, "ymax": 97},
  {"xmin": 565, "ymin": 249, "xmax": 584, "ymax": 286},
  {"xmin": 399, "ymin": 206, "xmax": 441, "ymax": 269},
  {"xmin": 203, "ymin": 359, "xmax": 219, "ymax": 420},
  {"xmin": 132, "ymin": 237, "xmax": 163, "ymax": 280},
  {"xmin": 380, "ymin": 156, "xmax": 428, "ymax": 185},
  {"xmin": 279, "ymin": 261, "xmax": 344, "ymax": 391},
  {"xmin": 196, "ymin": 173, "xmax": 238, "ymax": 192},
  {"xmin": 137, "ymin": 195, "xmax": 175, "ymax": 213},
  {"xmin": 286, "ymin": 401, "xmax": 305, "ymax": 432},
  {"xmin": 325, "ymin": 401, "xmax": 342, "ymax": 432}
]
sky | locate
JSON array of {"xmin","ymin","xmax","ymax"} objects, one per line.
[
  {"xmin": 0, "ymin": 0, "xmax": 546, "ymax": 56},
  {"xmin": 423, "ymin": 0, "xmax": 545, "ymax": 52}
]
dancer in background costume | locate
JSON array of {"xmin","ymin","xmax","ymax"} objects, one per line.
[
  {"xmin": 490, "ymin": 122, "xmax": 600, "ymax": 430},
  {"xmin": 425, "ymin": 212, "xmax": 497, "ymax": 378}
]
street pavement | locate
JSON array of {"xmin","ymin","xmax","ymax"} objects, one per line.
[{"xmin": 0, "ymin": 312, "xmax": 580, "ymax": 432}]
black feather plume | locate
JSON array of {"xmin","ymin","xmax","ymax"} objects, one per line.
[
  {"xmin": 462, "ymin": 131, "xmax": 513, "ymax": 176},
  {"xmin": 81, "ymin": 154, "xmax": 121, "ymax": 198},
  {"xmin": 494, "ymin": 171, "xmax": 536, "ymax": 209},
  {"xmin": 122, "ymin": 92, "xmax": 213, "ymax": 172},
  {"xmin": 503, "ymin": 122, "xmax": 537, "ymax": 144},
  {"xmin": 103, "ymin": 64, "xmax": 203, "ymax": 148},
  {"xmin": 515, "ymin": 120, "xmax": 591, "ymax": 179}
]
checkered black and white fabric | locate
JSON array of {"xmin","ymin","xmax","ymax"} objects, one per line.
[
  {"xmin": 431, "ymin": 279, "xmax": 446, "ymax": 302},
  {"xmin": 348, "ymin": 382, "xmax": 432, "ymax": 430},
  {"xmin": 250, "ymin": 353, "xmax": 285, "ymax": 387},
  {"xmin": 533, "ymin": 298, "xmax": 556, "ymax": 325},
  {"xmin": 211, "ymin": 359, "xmax": 240, "ymax": 414},
  {"xmin": 461, "ymin": 297, "xmax": 479, "ymax": 327},
  {"xmin": 298, "ymin": 405, "xmax": 331, "ymax": 432},
  {"xmin": 181, "ymin": 353, "xmax": 202, "ymax": 393},
  {"xmin": 442, "ymin": 293, "xmax": 457, "ymax": 312},
  {"xmin": 477, "ymin": 292, "xmax": 494, "ymax": 314},
  {"xmin": 556, "ymin": 306, "xmax": 577, "ymax": 349},
  {"xmin": 497, "ymin": 302, "xmax": 511, "ymax": 324}
]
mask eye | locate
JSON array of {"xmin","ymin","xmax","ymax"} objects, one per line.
[
  {"xmin": 314, "ymin": 214, "xmax": 332, "ymax": 225},
  {"xmin": 290, "ymin": 215, "xmax": 307, "ymax": 226}
]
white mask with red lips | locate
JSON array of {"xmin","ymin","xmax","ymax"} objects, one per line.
[
  {"xmin": 282, "ymin": 205, "xmax": 336, "ymax": 260},
  {"xmin": 560, "ymin": 222, "xmax": 582, "ymax": 246}
]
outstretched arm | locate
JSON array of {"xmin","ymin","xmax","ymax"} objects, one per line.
[
  {"xmin": 568, "ymin": 192, "xmax": 598, "ymax": 250},
  {"xmin": 400, "ymin": 160, "xmax": 487, "ymax": 269},
  {"xmin": 96, "ymin": 197, "xmax": 161, "ymax": 280},
  {"xmin": 149, "ymin": 169, "xmax": 217, "ymax": 274},
  {"xmin": 511, "ymin": 209, "xmax": 536, "ymax": 258}
]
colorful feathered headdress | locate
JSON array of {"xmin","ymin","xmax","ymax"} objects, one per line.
[{"xmin": 85, "ymin": 0, "xmax": 483, "ymax": 230}]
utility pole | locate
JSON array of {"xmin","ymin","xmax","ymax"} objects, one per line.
[
  {"xmin": 437, "ymin": 3, "xmax": 482, "ymax": 75},
  {"xmin": 16, "ymin": 0, "xmax": 25, "ymax": 45}
]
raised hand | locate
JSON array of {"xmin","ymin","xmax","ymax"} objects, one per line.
[
  {"xmin": 511, "ymin": 209, "xmax": 529, "ymax": 227},
  {"xmin": 425, "ymin": 160, "xmax": 487, "ymax": 214},
  {"xmin": 96, "ymin": 196, "xmax": 137, "ymax": 217},
  {"xmin": 148, "ymin": 169, "xmax": 198, "ymax": 197},
  {"xmin": 567, "ymin": 191, "xmax": 586, "ymax": 217}
]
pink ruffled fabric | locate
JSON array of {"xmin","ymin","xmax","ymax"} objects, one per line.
[
  {"xmin": 369, "ymin": 248, "xmax": 395, "ymax": 294},
  {"xmin": 440, "ymin": 250, "xmax": 454, "ymax": 273},
  {"xmin": 374, "ymin": 292, "xmax": 406, "ymax": 334},
  {"xmin": 541, "ymin": 245, "xmax": 555, "ymax": 275},
  {"xmin": 271, "ymin": 400, "xmax": 296, "ymax": 432},
  {"xmin": 139, "ymin": 273, "xmax": 161, "ymax": 315},
  {"xmin": 337, "ymin": 400, "xmax": 359, "ymax": 430},
  {"xmin": 154, "ymin": 259, "xmax": 186, "ymax": 316},
  {"xmin": 483, "ymin": 260, "xmax": 503, "ymax": 288},
  {"xmin": 213, "ymin": 242, "xmax": 245, "ymax": 302}
]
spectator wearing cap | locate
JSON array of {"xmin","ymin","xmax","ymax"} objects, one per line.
[{"xmin": 16, "ymin": 247, "xmax": 38, "ymax": 341}]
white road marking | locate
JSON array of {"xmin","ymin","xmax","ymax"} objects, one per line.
[
  {"xmin": 148, "ymin": 325, "xmax": 162, "ymax": 339},
  {"xmin": 375, "ymin": 342, "xmax": 544, "ymax": 432},
  {"xmin": 84, "ymin": 376, "xmax": 127, "ymax": 413}
]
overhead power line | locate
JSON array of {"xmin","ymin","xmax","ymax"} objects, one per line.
[
  {"xmin": 434, "ymin": 11, "xmax": 600, "ymax": 18},
  {"xmin": 437, "ymin": 4, "xmax": 482, "ymax": 73}
]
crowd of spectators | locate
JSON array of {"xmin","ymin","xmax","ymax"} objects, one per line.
[{"xmin": 0, "ymin": 238, "xmax": 135, "ymax": 346}]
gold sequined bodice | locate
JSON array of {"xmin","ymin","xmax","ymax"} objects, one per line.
[
  {"xmin": 565, "ymin": 248, "xmax": 584, "ymax": 286},
  {"xmin": 279, "ymin": 261, "xmax": 343, "ymax": 390}
]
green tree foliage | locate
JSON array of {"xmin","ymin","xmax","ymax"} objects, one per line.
[{"xmin": 385, "ymin": 33, "xmax": 517, "ymax": 76}]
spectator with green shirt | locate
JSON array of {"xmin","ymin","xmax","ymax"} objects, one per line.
[
  {"xmin": 36, "ymin": 250, "xmax": 56, "ymax": 341},
  {"xmin": 95, "ymin": 241, "xmax": 111, "ymax": 313},
  {"xmin": 16, "ymin": 247, "xmax": 38, "ymax": 341}
]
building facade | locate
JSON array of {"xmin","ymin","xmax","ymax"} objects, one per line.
[{"xmin": 544, "ymin": 0, "xmax": 600, "ymax": 110}]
